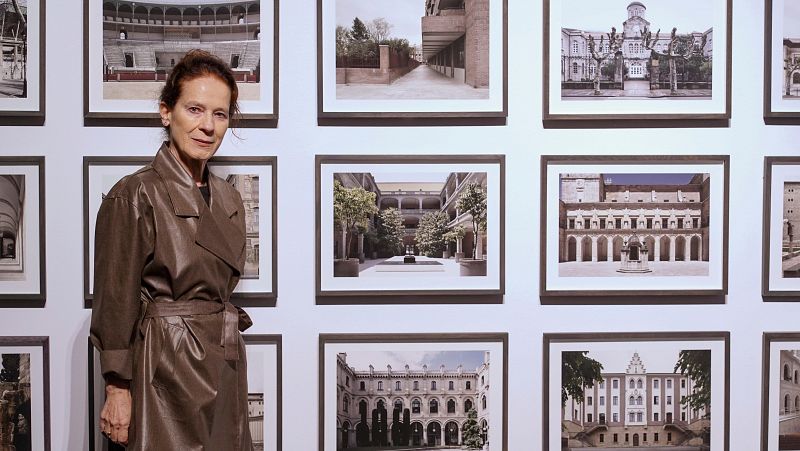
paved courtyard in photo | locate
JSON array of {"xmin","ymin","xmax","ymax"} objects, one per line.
[
  {"xmin": 337, "ymin": 65, "xmax": 489, "ymax": 100},
  {"xmin": 559, "ymin": 261, "xmax": 709, "ymax": 277},
  {"xmin": 357, "ymin": 256, "xmax": 464, "ymax": 278},
  {"xmin": 562, "ymin": 80, "xmax": 711, "ymax": 99},
  {"xmin": 0, "ymin": 79, "xmax": 24, "ymax": 98},
  {"xmin": 103, "ymin": 81, "xmax": 260, "ymax": 101}
]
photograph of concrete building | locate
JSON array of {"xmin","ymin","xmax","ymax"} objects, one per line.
[
  {"xmin": 559, "ymin": 0, "xmax": 713, "ymax": 99},
  {"xmin": 560, "ymin": 348, "xmax": 711, "ymax": 450},
  {"xmin": 557, "ymin": 172, "xmax": 711, "ymax": 277},
  {"xmin": 0, "ymin": 175, "xmax": 24, "ymax": 279},
  {"xmin": 781, "ymin": 182, "xmax": 800, "ymax": 278},
  {"xmin": 248, "ymin": 393, "xmax": 265, "ymax": 451},
  {"xmin": 226, "ymin": 173, "xmax": 260, "ymax": 279},
  {"xmin": 0, "ymin": 352, "xmax": 32, "ymax": 451},
  {"xmin": 100, "ymin": 0, "xmax": 262, "ymax": 101},
  {"xmin": 335, "ymin": 350, "xmax": 492, "ymax": 450},
  {"xmin": 0, "ymin": 0, "xmax": 27, "ymax": 99},
  {"xmin": 334, "ymin": 0, "xmax": 489, "ymax": 100}
]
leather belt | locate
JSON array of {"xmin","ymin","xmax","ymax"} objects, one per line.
[{"xmin": 144, "ymin": 300, "xmax": 240, "ymax": 361}]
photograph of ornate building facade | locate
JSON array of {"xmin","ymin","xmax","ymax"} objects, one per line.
[
  {"xmin": 333, "ymin": 170, "xmax": 488, "ymax": 278},
  {"xmin": 226, "ymin": 173, "xmax": 260, "ymax": 279},
  {"xmin": 782, "ymin": 1, "xmax": 800, "ymax": 97},
  {"xmin": 558, "ymin": 172, "xmax": 710, "ymax": 277},
  {"xmin": 777, "ymin": 350, "xmax": 800, "ymax": 450},
  {"xmin": 335, "ymin": 351, "xmax": 491, "ymax": 450},
  {"xmin": 781, "ymin": 182, "xmax": 800, "ymax": 277},
  {"xmin": 562, "ymin": 351, "xmax": 709, "ymax": 450},
  {"xmin": 560, "ymin": 0, "xmax": 713, "ymax": 98},
  {"xmin": 0, "ymin": 0, "xmax": 27, "ymax": 99},
  {"xmin": 0, "ymin": 353, "xmax": 32, "ymax": 451},
  {"xmin": 101, "ymin": 0, "xmax": 262, "ymax": 101}
]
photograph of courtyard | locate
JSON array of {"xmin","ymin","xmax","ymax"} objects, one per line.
[
  {"xmin": 334, "ymin": 0, "xmax": 490, "ymax": 100},
  {"xmin": 783, "ymin": 1, "xmax": 800, "ymax": 98},
  {"xmin": 776, "ymin": 349, "xmax": 800, "ymax": 450},
  {"xmin": 336, "ymin": 350, "xmax": 492, "ymax": 450},
  {"xmin": 0, "ymin": 0, "xmax": 27, "ymax": 99},
  {"xmin": 332, "ymin": 170, "xmax": 489, "ymax": 279},
  {"xmin": 560, "ymin": 0, "xmax": 713, "ymax": 100},
  {"xmin": 560, "ymin": 348, "xmax": 711, "ymax": 450},
  {"xmin": 558, "ymin": 172, "xmax": 710, "ymax": 277},
  {"xmin": 0, "ymin": 353, "xmax": 33, "ymax": 451}
]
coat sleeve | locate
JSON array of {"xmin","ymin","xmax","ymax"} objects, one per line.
[{"xmin": 89, "ymin": 190, "xmax": 154, "ymax": 381}]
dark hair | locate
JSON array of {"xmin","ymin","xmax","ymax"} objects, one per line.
[{"xmin": 159, "ymin": 49, "xmax": 240, "ymax": 125}]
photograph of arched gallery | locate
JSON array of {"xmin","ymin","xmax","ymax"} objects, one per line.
[{"xmin": 557, "ymin": 172, "xmax": 710, "ymax": 277}]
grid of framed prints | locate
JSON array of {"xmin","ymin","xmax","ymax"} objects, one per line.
[
  {"xmin": 543, "ymin": 0, "xmax": 731, "ymax": 121},
  {"xmin": 317, "ymin": 0, "xmax": 507, "ymax": 120},
  {"xmin": 0, "ymin": 0, "xmax": 45, "ymax": 125},
  {"xmin": 83, "ymin": 0, "xmax": 279, "ymax": 126},
  {"xmin": 82, "ymin": 155, "xmax": 277, "ymax": 307},
  {"xmin": 315, "ymin": 155, "xmax": 504, "ymax": 304},
  {"xmin": 319, "ymin": 333, "xmax": 508, "ymax": 451},
  {"xmin": 543, "ymin": 332, "xmax": 729, "ymax": 451},
  {"xmin": 0, "ymin": 336, "xmax": 51, "ymax": 451},
  {"xmin": 540, "ymin": 155, "xmax": 729, "ymax": 300},
  {"xmin": 764, "ymin": 0, "xmax": 800, "ymax": 120},
  {"xmin": 0, "ymin": 158, "xmax": 46, "ymax": 307},
  {"xmin": 88, "ymin": 334, "xmax": 282, "ymax": 451}
]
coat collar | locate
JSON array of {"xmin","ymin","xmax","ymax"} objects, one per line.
[{"xmin": 152, "ymin": 142, "xmax": 245, "ymax": 273}]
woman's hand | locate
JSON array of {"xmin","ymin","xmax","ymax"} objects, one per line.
[{"xmin": 100, "ymin": 378, "xmax": 131, "ymax": 446}]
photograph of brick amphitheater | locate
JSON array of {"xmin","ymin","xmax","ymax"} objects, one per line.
[
  {"xmin": 101, "ymin": 0, "xmax": 263, "ymax": 101},
  {"xmin": 0, "ymin": 0, "xmax": 27, "ymax": 99},
  {"xmin": 561, "ymin": 349, "xmax": 711, "ymax": 450},
  {"xmin": 335, "ymin": 0, "xmax": 489, "ymax": 100},
  {"xmin": 558, "ymin": 172, "xmax": 710, "ymax": 277},
  {"xmin": 336, "ymin": 350, "xmax": 492, "ymax": 450},
  {"xmin": 0, "ymin": 353, "xmax": 32, "ymax": 451}
]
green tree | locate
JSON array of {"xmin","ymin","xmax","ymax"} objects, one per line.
[
  {"xmin": 415, "ymin": 210, "xmax": 450, "ymax": 257},
  {"xmin": 350, "ymin": 17, "xmax": 370, "ymax": 41},
  {"xmin": 461, "ymin": 408, "xmax": 483, "ymax": 449},
  {"xmin": 333, "ymin": 180, "xmax": 377, "ymax": 260},
  {"xmin": 642, "ymin": 27, "xmax": 708, "ymax": 94},
  {"xmin": 456, "ymin": 183, "xmax": 488, "ymax": 259},
  {"xmin": 674, "ymin": 350, "xmax": 711, "ymax": 413},
  {"xmin": 443, "ymin": 225, "xmax": 466, "ymax": 255},
  {"xmin": 561, "ymin": 351, "xmax": 604, "ymax": 405},
  {"xmin": 587, "ymin": 28, "xmax": 624, "ymax": 94},
  {"xmin": 377, "ymin": 207, "xmax": 405, "ymax": 256}
]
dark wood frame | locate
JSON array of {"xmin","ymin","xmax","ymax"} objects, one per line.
[
  {"xmin": 0, "ymin": 336, "xmax": 51, "ymax": 451},
  {"xmin": 0, "ymin": 157, "xmax": 46, "ymax": 307},
  {"xmin": 539, "ymin": 155, "xmax": 729, "ymax": 302},
  {"xmin": 543, "ymin": 331, "xmax": 730, "ymax": 451},
  {"xmin": 315, "ymin": 154, "xmax": 505, "ymax": 304},
  {"xmin": 761, "ymin": 157, "xmax": 800, "ymax": 298},
  {"xmin": 318, "ymin": 332, "xmax": 509, "ymax": 451},
  {"xmin": 0, "ymin": 0, "xmax": 45, "ymax": 126},
  {"xmin": 760, "ymin": 332, "xmax": 800, "ymax": 451},
  {"xmin": 82, "ymin": 0, "xmax": 279, "ymax": 127},
  {"xmin": 88, "ymin": 334, "xmax": 282, "ymax": 451},
  {"xmin": 764, "ymin": 0, "xmax": 800, "ymax": 123},
  {"xmin": 542, "ymin": 0, "xmax": 732, "ymax": 125},
  {"xmin": 316, "ymin": 0, "xmax": 508, "ymax": 124},
  {"xmin": 82, "ymin": 155, "xmax": 278, "ymax": 308}
]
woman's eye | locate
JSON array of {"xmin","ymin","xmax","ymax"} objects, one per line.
[
  {"xmin": 188, "ymin": 106, "xmax": 201, "ymax": 113},
  {"xmin": 215, "ymin": 112, "xmax": 229, "ymax": 119}
]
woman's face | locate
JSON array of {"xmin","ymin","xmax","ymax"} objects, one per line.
[{"xmin": 159, "ymin": 74, "xmax": 232, "ymax": 164}]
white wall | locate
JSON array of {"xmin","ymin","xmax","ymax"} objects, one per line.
[{"xmin": 0, "ymin": 0, "xmax": 795, "ymax": 450}]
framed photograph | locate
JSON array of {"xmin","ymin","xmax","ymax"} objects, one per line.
[
  {"xmin": 319, "ymin": 333, "xmax": 508, "ymax": 451},
  {"xmin": 317, "ymin": 0, "xmax": 507, "ymax": 121},
  {"xmin": 88, "ymin": 334, "xmax": 282, "ymax": 451},
  {"xmin": 540, "ymin": 155, "xmax": 729, "ymax": 300},
  {"xmin": 315, "ymin": 155, "xmax": 505, "ymax": 304},
  {"xmin": 760, "ymin": 157, "xmax": 800, "ymax": 297},
  {"xmin": 0, "ymin": 336, "xmax": 51, "ymax": 451},
  {"xmin": 759, "ymin": 333, "xmax": 800, "ymax": 451},
  {"xmin": 83, "ymin": 155, "xmax": 277, "ymax": 308},
  {"xmin": 0, "ymin": 0, "xmax": 45, "ymax": 125},
  {"xmin": 543, "ymin": 0, "xmax": 731, "ymax": 121},
  {"xmin": 543, "ymin": 332, "xmax": 729, "ymax": 451},
  {"xmin": 0, "ymin": 157, "xmax": 45, "ymax": 307},
  {"xmin": 765, "ymin": 0, "xmax": 800, "ymax": 121},
  {"xmin": 83, "ymin": 0, "xmax": 278, "ymax": 127}
]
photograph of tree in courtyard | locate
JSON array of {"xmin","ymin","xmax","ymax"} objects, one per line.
[
  {"xmin": 560, "ymin": 0, "xmax": 713, "ymax": 99},
  {"xmin": 782, "ymin": 1, "xmax": 800, "ymax": 98},
  {"xmin": 558, "ymin": 172, "xmax": 711, "ymax": 277},
  {"xmin": 561, "ymin": 348, "xmax": 711, "ymax": 450},
  {"xmin": 0, "ymin": 0, "xmax": 28, "ymax": 99},
  {"xmin": 332, "ymin": 171, "xmax": 489, "ymax": 279},
  {"xmin": 335, "ymin": 350, "xmax": 493, "ymax": 450},
  {"xmin": 0, "ymin": 353, "xmax": 33, "ymax": 451},
  {"xmin": 334, "ymin": 0, "xmax": 490, "ymax": 100}
]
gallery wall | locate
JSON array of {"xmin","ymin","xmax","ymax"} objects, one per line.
[{"xmin": 0, "ymin": 0, "xmax": 795, "ymax": 449}]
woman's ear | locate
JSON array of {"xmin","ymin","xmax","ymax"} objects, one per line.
[{"xmin": 159, "ymin": 102, "xmax": 171, "ymax": 127}]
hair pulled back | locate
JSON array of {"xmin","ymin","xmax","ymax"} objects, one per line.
[{"xmin": 159, "ymin": 49, "xmax": 240, "ymax": 125}]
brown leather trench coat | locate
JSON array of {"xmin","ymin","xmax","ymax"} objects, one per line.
[{"xmin": 90, "ymin": 143, "xmax": 254, "ymax": 451}]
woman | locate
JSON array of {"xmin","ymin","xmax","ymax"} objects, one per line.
[{"xmin": 90, "ymin": 50, "xmax": 253, "ymax": 450}]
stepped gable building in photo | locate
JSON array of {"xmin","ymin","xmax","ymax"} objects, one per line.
[
  {"xmin": 562, "ymin": 352, "xmax": 709, "ymax": 449},
  {"xmin": 335, "ymin": 352, "xmax": 491, "ymax": 450}
]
